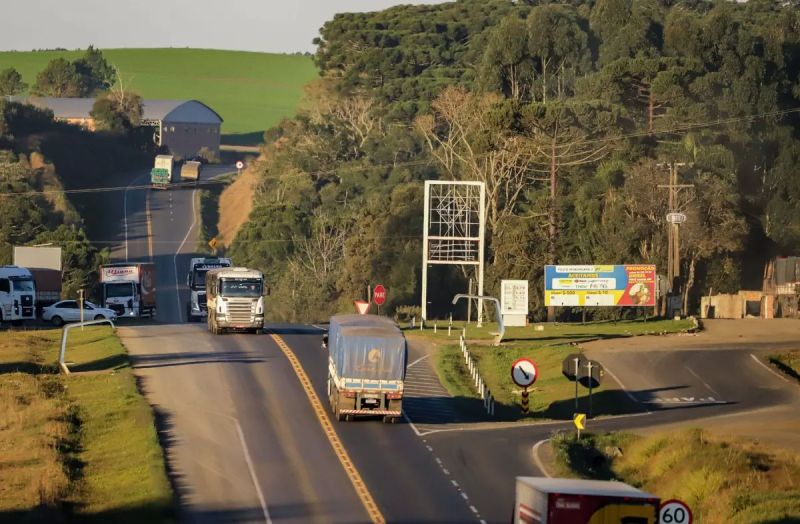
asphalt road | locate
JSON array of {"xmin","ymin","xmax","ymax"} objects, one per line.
[
  {"xmin": 115, "ymin": 167, "xmax": 477, "ymax": 524},
  {"xmin": 111, "ymin": 165, "xmax": 800, "ymax": 524}
]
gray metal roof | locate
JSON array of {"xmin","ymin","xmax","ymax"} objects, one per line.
[{"xmin": 3, "ymin": 96, "xmax": 223, "ymax": 124}]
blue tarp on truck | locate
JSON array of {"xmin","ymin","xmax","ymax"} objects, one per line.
[{"xmin": 328, "ymin": 314, "xmax": 407, "ymax": 381}]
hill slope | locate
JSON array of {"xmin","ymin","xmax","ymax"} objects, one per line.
[{"xmin": 0, "ymin": 48, "xmax": 318, "ymax": 145}]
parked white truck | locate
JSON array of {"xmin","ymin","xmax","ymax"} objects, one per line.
[
  {"xmin": 99, "ymin": 263, "xmax": 157, "ymax": 318},
  {"xmin": 186, "ymin": 257, "xmax": 232, "ymax": 322},
  {"xmin": 326, "ymin": 314, "xmax": 407, "ymax": 423},
  {"xmin": 0, "ymin": 266, "xmax": 37, "ymax": 326},
  {"xmin": 205, "ymin": 267, "xmax": 266, "ymax": 334}
]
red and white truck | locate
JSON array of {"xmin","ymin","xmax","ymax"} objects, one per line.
[
  {"xmin": 513, "ymin": 477, "xmax": 660, "ymax": 524},
  {"xmin": 99, "ymin": 263, "xmax": 157, "ymax": 319}
]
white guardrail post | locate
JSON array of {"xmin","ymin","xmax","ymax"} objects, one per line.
[{"xmin": 60, "ymin": 319, "xmax": 116, "ymax": 374}]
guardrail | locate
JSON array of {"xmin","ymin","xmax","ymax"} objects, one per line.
[
  {"xmin": 451, "ymin": 294, "xmax": 505, "ymax": 346},
  {"xmin": 459, "ymin": 330, "xmax": 495, "ymax": 416},
  {"xmin": 59, "ymin": 319, "xmax": 116, "ymax": 375}
]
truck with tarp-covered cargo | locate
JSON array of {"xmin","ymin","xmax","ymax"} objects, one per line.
[{"xmin": 326, "ymin": 314, "xmax": 407, "ymax": 424}]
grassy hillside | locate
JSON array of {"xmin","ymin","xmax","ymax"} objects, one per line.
[{"xmin": 0, "ymin": 48, "xmax": 318, "ymax": 145}]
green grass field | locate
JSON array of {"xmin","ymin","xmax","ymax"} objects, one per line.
[{"xmin": 0, "ymin": 48, "xmax": 318, "ymax": 145}]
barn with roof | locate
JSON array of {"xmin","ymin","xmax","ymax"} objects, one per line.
[{"xmin": 5, "ymin": 97, "xmax": 223, "ymax": 158}]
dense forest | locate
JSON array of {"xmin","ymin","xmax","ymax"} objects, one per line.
[{"xmin": 230, "ymin": 0, "xmax": 800, "ymax": 322}]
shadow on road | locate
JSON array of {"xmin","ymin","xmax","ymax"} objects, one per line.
[{"xmin": 129, "ymin": 351, "xmax": 269, "ymax": 369}]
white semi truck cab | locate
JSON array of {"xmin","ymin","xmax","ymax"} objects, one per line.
[
  {"xmin": 186, "ymin": 257, "xmax": 232, "ymax": 322},
  {"xmin": 205, "ymin": 267, "xmax": 267, "ymax": 334},
  {"xmin": 99, "ymin": 263, "xmax": 157, "ymax": 318},
  {"xmin": 0, "ymin": 266, "xmax": 37, "ymax": 325}
]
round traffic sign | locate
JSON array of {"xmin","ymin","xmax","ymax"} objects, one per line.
[
  {"xmin": 660, "ymin": 500, "xmax": 692, "ymax": 524},
  {"xmin": 373, "ymin": 285, "xmax": 386, "ymax": 306},
  {"xmin": 511, "ymin": 358, "xmax": 538, "ymax": 388},
  {"xmin": 236, "ymin": 160, "xmax": 244, "ymax": 169}
]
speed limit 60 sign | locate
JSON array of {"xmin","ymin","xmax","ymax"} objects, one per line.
[{"xmin": 660, "ymin": 500, "xmax": 692, "ymax": 524}]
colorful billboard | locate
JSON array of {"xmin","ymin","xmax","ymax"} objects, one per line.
[{"xmin": 544, "ymin": 265, "xmax": 656, "ymax": 307}]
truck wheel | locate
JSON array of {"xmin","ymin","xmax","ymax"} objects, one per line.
[
  {"xmin": 254, "ymin": 328, "xmax": 263, "ymax": 335},
  {"xmin": 382, "ymin": 416, "xmax": 392, "ymax": 424},
  {"xmin": 346, "ymin": 414, "xmax": 355, "ymax": 422}
]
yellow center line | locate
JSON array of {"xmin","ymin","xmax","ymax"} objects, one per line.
[
  {"xmin": 146, "ymin": 191, "xmax": 154, "ymax": 262},
  {"xmin": 268, "ymin": 331, "xmax": 386, "ymax": 524}
]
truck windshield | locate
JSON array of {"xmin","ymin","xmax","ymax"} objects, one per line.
[
  {"xmin": 193, "ymin": 265, "xmax": 230, "ymax": 290},
  {"xmin": 12, "ymin": 279, "xmax": 35, "ymax": 292},
  {"xmin": 221, "ymin": 280, "xmax": 262, "ymax": 297},
  {"xmin": 105, "ymin": 283, "xmax": 133, "ymax": 298}
]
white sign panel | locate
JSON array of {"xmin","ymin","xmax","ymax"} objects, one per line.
[
  {"xmin": 500, "ymin": 280, "xmax": 528, "ymax": 315},
  {"xmin": 101, "ymin": 266, "xmax": 139, "ymax": 282},
  {"xmin": 659, "ymin": 500, "xmax": 693, "ymax": 524}
]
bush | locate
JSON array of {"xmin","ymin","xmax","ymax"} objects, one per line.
[{"xmin": 198, "ymin": 147, "xmax": 219, "ymax": 164}]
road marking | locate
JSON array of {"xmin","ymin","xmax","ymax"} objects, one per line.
[
  {"xmin": 470, "ymin": 506, "xmax": 478, "ymax": 514},
  {"xmin": 602, "ymin": 363, "xmax": 650, "ymax": 413},
  {"xmin": 685, "ymin": 365, "xmax": 720, "ymax": 396},
  {"xmin": 402, "ymin": 411, "xmax": 423, "ymax": 436},
  {"xmin": 407, "ymin": 355, "xmax": 430, "ymax": 369},
  {"xmin": 173, "ymin": 186, "xmax": 198, "ymax": 323},
  {"xmin": 452, "ymin": 480, "xmax": 458, "ymax": 487},
  {"xmin": 145, "ymin": 191, "xmax": 154, "ymax": 263},
  {"xmin": 235, "ymin": 420, "xmax": 273, "ymax": 524},
  {"xmin": 124, "ymin": 173, "xmax": 147, "ymax": 262},
  {"xmin": 461, "ymin": 492, "xmax": 469, "ymax": 500},
  {"xmin": 750, "ymin": 353, "xmax": 792, "ymax": 384},
  {"xmin": 268, "ymin": 331, "xmax": 385, "ymax": 524},
  {"xmin": 532, "ymin": 440, "xmax": 552, "ymax": 478}
]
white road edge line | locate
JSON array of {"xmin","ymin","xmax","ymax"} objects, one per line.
[
  {"xmin": 235, "ymin": 419, "xmax": 272, "ymax": 523},
  {"xmin": 602, "ymin": 364, "xmax": 650, "ymax": 413},
  {"xmin": 685, "ymin": 365, "xmax": 720, "ymax": 396},
  {"xmin": 124, "ymin": 174, "xmax": 147, "ymax": 263},
  {"xmin": 532, "ymin": 439, "xmax": 552, "ymax": 478},
  {"xmin": 750, "ymin": 354, "xmax": 792, "ymax": 384},
  {"xmin": 402, "ymin": 411, "xmax": 423, "ymax": 437},
  {"xmin": 407, "ymin": 354, "xmax": 430, "ymax": 369},
  {"xmin": 173, "ymin": 185, "xmax": 198, "ymax": 323}
]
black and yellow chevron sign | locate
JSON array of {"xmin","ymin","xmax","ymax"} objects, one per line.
[{"xmin": 520, "ymin": 390, "xmax": 530, "ymax": 414}]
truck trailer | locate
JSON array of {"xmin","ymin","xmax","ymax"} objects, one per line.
[
  {"xmin": 205, "ymin": 267, "xmax": 266, "ymax": 334},
  {"xmin": 152, "ymin": 154, "xmax": 176, "ymax": 189},
  {"xmin": 327, "ymin": 314, "xmax": 407, "ymax": 423},
  {"xmin": 0, "ymin": 265, "xmax": 37, "ymax": 326},
  {"xmin": 513, "ymin": 477, "xmax": 660, "ymax": 524},
  {"xmin": 181, "ymin": 161, "xmax": 202, "ymax": 184},
  {"xmin": 99, "ymin": 263, "xmax": 157, "ymax": 318},
  {"xmin": 27, "ymin": 267, "xmax": 62, "ymax": 317}
]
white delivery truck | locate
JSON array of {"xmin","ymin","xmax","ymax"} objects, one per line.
[
  {"xmin": 205, "ymin": 267, "xmax": 266, "ymax": 334},
  {"xmin": 155, "ymin": 155, "xmax": 176, "ymax": 183},
  {"xmin": 186, "ymin": 257, "xmax": 232, "ymax": 322},
  {"xmin": 99, "ymin": 263, "xmax": 157, "ymax": 318},
  {"xmin": 0, "ymin": 266, "xmax": 37, "ymax": 326}
]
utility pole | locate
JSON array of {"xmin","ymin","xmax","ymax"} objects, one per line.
[
  {"xmin": 657, "ymin": 162, "xmax": 693, "ymax": 316},
  {"xmin": 79, "ymin": 289, "xmax": 85, "ymax": 331}
]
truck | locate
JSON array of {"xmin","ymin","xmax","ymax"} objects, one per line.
[
  {"xmin": 512, "ymin": 477, "xmax": 660, "ymax": 524},
  {"xmin": 205, "ymin": 267, "xmax": 266, "ymax": 334},
  {"xmin": 0, "ymin": 266, "xmax": 37, "ymax": 326},
  {"xmin": 326, "ymin": 314, "xmax": 407, "ymax": 424},
  {"xmin": 186, "ymin": 257, "xmax": 232, "ymax": 322},
  {"xmin": 27, "ymin": 267, "xmax": 62, "ymax": 317},
  {"xmin": 152, "ymin": 154, "xmax": 176, "ymax": 189},
  {"xmin": 181, "ymin": 161, "xmax": 202, "ymax": 184},
  {"xmin": 99, "ymin": 263, "xmax": 157, "ymax": 319}
]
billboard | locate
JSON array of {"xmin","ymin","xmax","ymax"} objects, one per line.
[
  {"xmin": 14, "ymin": 246, "xmax": 62, "ymax": 271},
  {"xmin": 544, "ymin": 265, "xmax": 656, "ymax": 307}
]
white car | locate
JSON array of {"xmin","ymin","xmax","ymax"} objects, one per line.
[{"xmin": 42, "ymin": 300, "xmax": 117, "ymax": 327}]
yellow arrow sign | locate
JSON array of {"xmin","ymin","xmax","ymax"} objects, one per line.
[
  {"xmin": 574, "ymin": 413, "xmax": 586, "ymax": 430},
  {"xmin": 208, "ymin": 237, "xmax": 218, "ymax": 249}
]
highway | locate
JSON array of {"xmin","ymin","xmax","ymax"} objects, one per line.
[
  {"xmin": 114, "ymin": 166, "xmax": 478, "ymax": 524},
  {"xmin": 110, "ymin": 165, "xmax": 800, "ymax": 524}
]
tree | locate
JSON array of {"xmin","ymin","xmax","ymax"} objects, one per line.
[
  {"xmin": 31, "ymin": 58, "xmax": 83, "ymax": 98},
  {"xmin": 0, "ymin": 68, "xmax": 28, "ymax": 96},
  {"xmin": 478, "ymin": 15, "xmax": 533, "ymax": 100},
  {"xmin": 73, "ymin": 45, "xmax": 114, "ymax": 96}
]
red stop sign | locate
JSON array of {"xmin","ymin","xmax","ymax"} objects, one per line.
[{"xmin": 373, "ymin": 285, "xmax": 386, "ymax": 306}]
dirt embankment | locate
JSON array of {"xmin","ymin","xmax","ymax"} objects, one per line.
[{"xmin": 217, "ymin": 167, "xmax": 256, "ymax": 248}]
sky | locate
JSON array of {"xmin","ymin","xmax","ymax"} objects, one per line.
[{"xmin": 0, "ymin": 0, "xmax": 442, "ymax": 54}]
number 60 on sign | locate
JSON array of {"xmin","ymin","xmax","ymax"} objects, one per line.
[{"xmin": 660, "ymin": 500, "xmax": 692, "ymax": 524}]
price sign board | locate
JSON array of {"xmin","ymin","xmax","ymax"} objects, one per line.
[
  {"xmin": 660, "ymin": 500, "xmax": 693, "ymax": 524},
  {"xmin": 544, "ymin": 265, "xmax": 656, "ymax": 307}
]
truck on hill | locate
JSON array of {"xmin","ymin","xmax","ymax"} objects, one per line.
[
  {"xmin": 186, "ymin": 257, "xmax": 231, "ymax": 322},
  {"xmin": 326, "ymin": 314, "xmax": 407, "ymax": 424},
  {"xmin": 205, "ymin": 267, "xmax": 266, "ymax": 334},
  {"xmin": 513, "ymin": 477, "xmax": 660, "ymax": 524},
  {"xmin": 99, "ymin": 263, "xmax": 157, "ymax": 318},
  {"xmin": 0, "ymin": 266, "xmax": 37, "ymax": 326}
]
